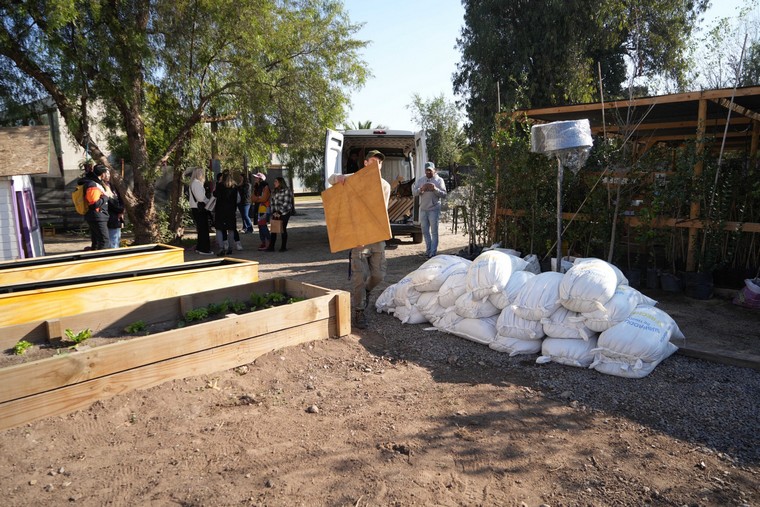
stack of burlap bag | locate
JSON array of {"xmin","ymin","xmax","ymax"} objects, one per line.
[{"xmin": 376, "ymin": 251, "xmax": 683, "ymax": 378}]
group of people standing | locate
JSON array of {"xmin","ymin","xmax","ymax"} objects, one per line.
[
  {"xmin": 79, "ymin": 163, "xmax": 125, "ymax": 251},
  {"xmin": 189, "ymin": 168, "xmax": 294, "ymax": 256}
]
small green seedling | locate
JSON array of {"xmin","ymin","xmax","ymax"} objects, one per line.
[
  {"xmin": 13, "ymin": 340, "xmax": 33, "ymax": 355},
  {"xmin": 267, "ymin": 292, "xmax": 287, "ymax": 304},
  {"xmin": 287, "ymin": 296, "xmax": 306, "ymax": 304},
  {"xmin": 124, "ymin": 320, "xmax": 147, "ymax": 334},
  {"xmin": 250, "ymin": 292, "xmax": 269, "ymax": 309},
  {"xmin": 184, "ymin": 307, "xmax": 209, "ymax": 322},
  {"xmin": 231, "ymin": 300, "xmax": 247, "ymax": 313},
  {"xmin": 64, "ymin": 328, "xmax": 92, "ymax": 344}
]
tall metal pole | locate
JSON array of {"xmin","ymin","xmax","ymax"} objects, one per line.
[{"xmin": 556, "ymin": 157, "xmax": 563, "ymax": 272}]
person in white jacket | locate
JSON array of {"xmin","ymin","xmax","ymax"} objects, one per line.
[
  {"xmin": 188, "ymin": 167, "xmax": 213, "ymax": 255},
  {"xmin": 412, "ymin": 161, "xmax": 447, "ymax": 258},
  {"xmin": 328, "ymin": 150, "xmax": 390, "ymax": 329}
]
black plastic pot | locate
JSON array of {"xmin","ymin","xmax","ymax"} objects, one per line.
[
  {"xmin": 660, "ymin": 272, "xmax": 682, "ymax": 293},
  {"xmin": 682, "ymin": 271, "xmax": 714, "ymax": 300}
]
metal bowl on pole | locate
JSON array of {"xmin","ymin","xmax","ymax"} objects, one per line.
[{"xmin": 530, "ymin": 119, "xmax": 593, "ymax": 272}]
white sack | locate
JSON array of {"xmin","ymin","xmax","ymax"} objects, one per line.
[
  {"xmin": 393, "ymin": 277, "xmax": 422, "ymax": 308},
  {"xmin": 581, "ymin": 285, "xmax": 658, "ymax": 333},
  {"xmin": 523, "ymin": 254, "xmax": 541, "ymax": 275},
  {"xmin": 489, "ymin": 335, "xmax": 543, "ymax": 356},
  {"xmin": 449, "ymin": 316, "xmax": 498, "ymax": 345},
  {"xmin": 438, "ymin": 271, "xmax": 469, "ymax": 308},
  {"xmin": 410, "ymin": 255, "xmax": 471, "ymax": 292},
  {"xmin": 590, "ymin": 304, "xmax": 681, "ymax": 378},
  {"xmin": 590, "ymin": 346, "xmax": 677, "ymax": 379},
  {"xmin": 559, "ymin": 258, "xmax": 628, "ymax": 313},
  {"xmin": 496, "ymin": 305, "xmax": 545, "ymax": 340},
  {"xmin": 434, "ymin": 308, "xmax": 465, "ymax": 333},
  {"xmin": 537, "ymin": 337, "xmax": 598, "ymax": 367},
  {"xmin": 375, "ymin": 284, "xmax": 397, "ymax": 314},
  {"xmin": 489, "ymin": 270, "xmax": 536, "ymax": 310},
  {"xmin": 393, "ymin": 305, "xmax": 429, "ymax": 325},
  {"xmin": 541, "ymin": 306, "xmax": 595, "ymax": 340},
  {"xmin": 511, "ymin": 271, "xmax": 564, "ymax": 321},
  {"xmin": 417, "ymin": 292, "xmax": 447, "ymax": 326},
  {"xmin": 455, "ymin": 291, "xmax": 501, "ymax": 319},
  {"xmin": 466, "ymin": 250, "xmax": 528, "ymax": 300}
]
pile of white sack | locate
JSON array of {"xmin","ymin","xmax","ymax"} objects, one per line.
[{"xmin": 376, "ymin": 250, "xmax": 684, "ymax": 378}]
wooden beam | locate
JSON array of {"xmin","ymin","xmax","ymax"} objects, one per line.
[
  {"xmin": 512, "ymin": 86, "xmax": 760, "ymax": 118},
  {"xmin": 494, "ymin": 208, "xmax": 760, "ymax": 233},
  {"xmin": 687, "ymin": 99, "xmax": 707, "ymax": 271},
  {"xmin": 711, "ymin": 97, "xmax": 760, "ymax": 121},
  {"xmin": 0, "ymin": 294, "xmax": 338, "ymax": 404},
  {"xmin": 591, "ymin": 116, "xmax": 751, "ymax": 135}
]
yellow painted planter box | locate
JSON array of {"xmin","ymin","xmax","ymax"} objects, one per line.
[
  {"xmin": 0, "ymin": 279, "xmax": 350, "ymax": 431},
  {"xmin": 0, "ymin": 257, "xmax": 258, "ymax": 327},
  {"xmin": 0, "ymin": 243, "xmax": 185, "ymax": 287}
]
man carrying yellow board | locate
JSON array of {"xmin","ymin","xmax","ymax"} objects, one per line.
[{"xmin": 322, "ymin": 150, "xmax": 390, "ymax": 329}]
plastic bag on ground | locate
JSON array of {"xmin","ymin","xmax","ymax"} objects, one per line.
[
  {"xmin": 393, "ymin": 277, "xmax": 422, "ymax": 308},
  {"xmin": 417, "ymin": 292, "xmax": 447, "ymax": 326},
  {"xmin": 733, "ymin": 278, "xmax": 760, "ymax": 309},
  {"xmin": 375, "ymin": 284, "xmax": 397, "ymax": 314},
  {"xmin": 392, "ymin": 304, "xmax": 429, "ymax": 325}
]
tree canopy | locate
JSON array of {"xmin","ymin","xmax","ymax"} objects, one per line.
[
  {"xmin": 0, "ymin": 0, "xmax": 367, "ymax": 242},
  {"xmin": 408, "ymin": 93, "xmax": 464, "ymax": 170},
  {"xmin": 454, "ymin": 0, "xmax": 709, "ymax": 142}
]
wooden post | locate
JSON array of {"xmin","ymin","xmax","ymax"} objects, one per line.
[{"xmin": 686, "ymin": 99, "xmax": 707, "ymax": 271}]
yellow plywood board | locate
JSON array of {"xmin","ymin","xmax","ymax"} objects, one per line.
[
  {"xmin": 0, "ymin": 126, "xmax": 50, "ymax": 176},
  {"xmin": 321, "ymin": 159, "xmax": 391, "ymax": 253},
  {"xmin": 0, "ymin": 258, "xmax": 259, "ymax": 327},
  {"xmin": 0, "ymin": 244, "xmax": 185, "ymax": 286}
]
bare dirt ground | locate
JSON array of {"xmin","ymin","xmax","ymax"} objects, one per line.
[{"xmin": 1, "ymin": 202, "xmax": 759, "ymax": 506}]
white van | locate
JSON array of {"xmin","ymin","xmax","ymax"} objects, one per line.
[{"xmin": 324, "ymin": 128, "xmax": 427, "ymax": 243}]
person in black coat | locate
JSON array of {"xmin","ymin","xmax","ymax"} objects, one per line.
[
  {"xmin": 213, "ymin": 170, "xmax": 241, "ymax": 255},
  {"xmin": 80, "ymin": 165, "xmax": 110, "ymax": 250}
]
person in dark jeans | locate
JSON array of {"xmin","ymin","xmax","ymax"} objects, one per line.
[
  {"xmin": 189, "ymin": 167, "xmax": 213, "ymax": 255},
  {"xmin": 268, "ymin": 177, "xmax": 294, "ymax": 252},
  {"xmin": 81, "ymin": 164, "xmax": 110, "ymax": 250}
]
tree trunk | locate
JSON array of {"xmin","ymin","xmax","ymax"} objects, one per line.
[{"xmin": 168, "ymin": 142, "xmax": 188, "ymax": 244}]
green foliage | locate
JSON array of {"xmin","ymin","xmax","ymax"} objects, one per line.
[
  {"xmin": 0, "ymin": 0, "xmax": 368, "ymax": 244},
  {"xmin": 124, "ymin": 321, "xmax": 147, "ymax": 334},
  {"xmin": 64, "ymin": 328, "xmax": 91, "ymax": 345},
  {"xmin": 231, "ymin": 301, "xmax": 247, "ymax": 313},
  {"xmin": 455, "ymin": 0, "xmax": 709, "ymax": 142},
  {"xmin": 287, "ymin": 296, "xmax": 306, "ymax": 304},
  {"xmin": 249, "ymin": 292, "xmax": 269, "ymax": 310},
  {"xmin": 267, "ymin": 292, "xmax": 287, "ymax": 304},
  {"xmin": 13, "ymin": 340, "xmax": 33, "ymax": 356},
  {"xmin": 408, "ymin": 94, "xmax": 465, "ymax": 169},
  {"xmin": 184, "ymin": 307, "xmax": 209, "ymax": 323}
]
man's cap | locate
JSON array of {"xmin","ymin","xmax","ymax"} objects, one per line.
[
  {"xmin": 93, "ymin": 165, "xmax": 108, "ymax": 177},
  {"xmin": 365, "ymin": 149, "xmax": 385, "ymax": 161},
  {"xmin": 253, "ymin": 172, "xmax": 266, "ymax": 180},
  {"xmin": 424, "ymin": 162, "xmax": 435, "ymax": 170}
]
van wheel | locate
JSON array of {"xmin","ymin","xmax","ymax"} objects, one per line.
[{"xmin": 412, "ymin": 233, "xmax": 423, "ymax": 244}]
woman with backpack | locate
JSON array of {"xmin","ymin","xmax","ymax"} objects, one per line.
[{"xmin": 250, "ymin": 172, "xmax": 271, "ymax": 251}]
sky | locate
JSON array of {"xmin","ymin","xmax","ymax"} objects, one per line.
[{"xmin": 341, "ymin": 0, "xmax": 754, "ymax": 132}]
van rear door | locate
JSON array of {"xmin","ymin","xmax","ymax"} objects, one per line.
[
  {"xmin": 413, "ymin": 130, "xmax": 428, "ymax": 180},
  {"xmin": 324, "ymin": 129, "xmax": 344, "ymax": 189}
]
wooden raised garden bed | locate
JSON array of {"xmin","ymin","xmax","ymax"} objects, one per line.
[
  {"xmin": 0, "ymin": 278, "xmax": 350, "ymax": 430},
  {"xmin": 0, "ymin": 243, "xmax": 185, "ymax": 286},
  {"xmin": 0, "ymin": 257, "xmax": 259, "ymax": 327}
]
